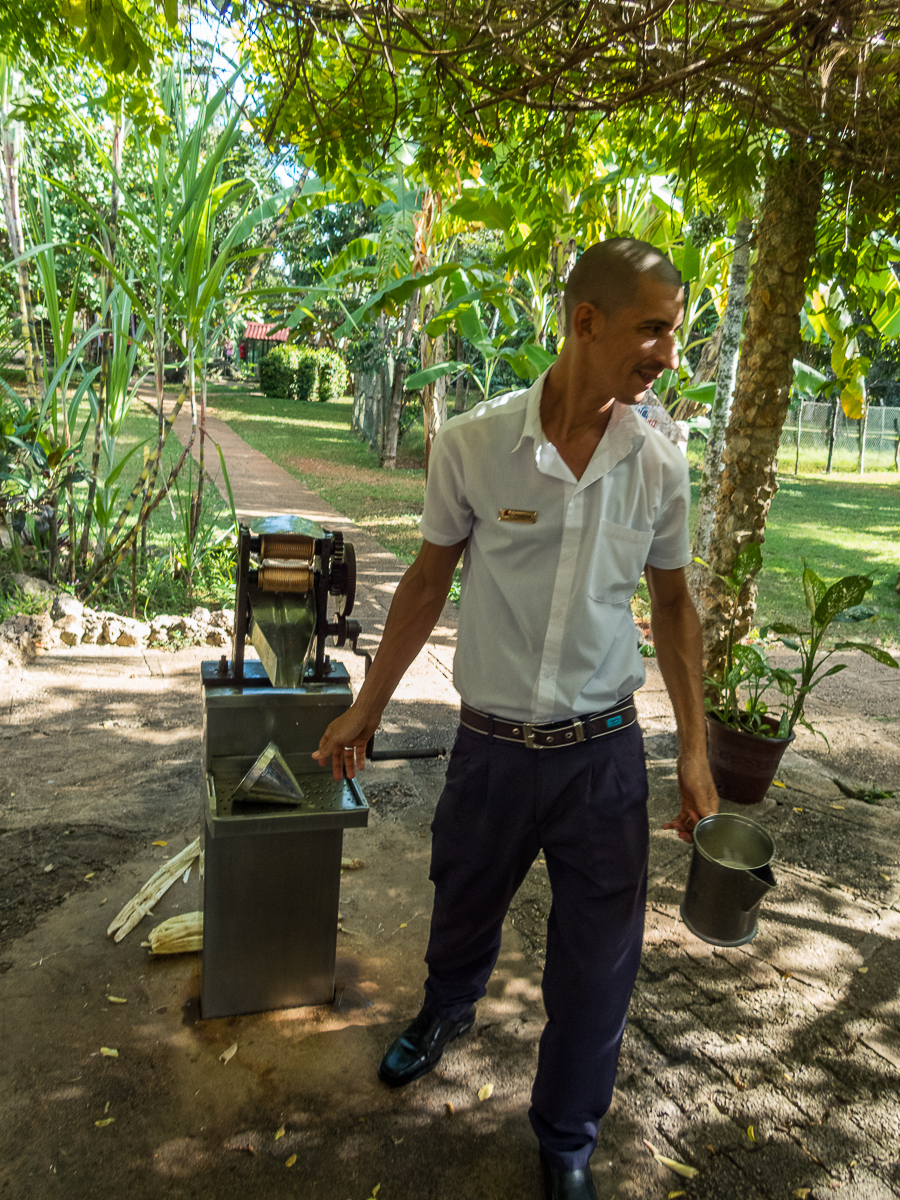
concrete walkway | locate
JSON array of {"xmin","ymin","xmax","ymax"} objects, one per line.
[{"xmin": 1, "ymin": 397, "xmax": 898, "ymax": 1200}]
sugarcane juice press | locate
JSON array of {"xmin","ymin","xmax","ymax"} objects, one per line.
[{"xmin": 199, "ymin": 516, "xmax": 369, "ymax": 1019}]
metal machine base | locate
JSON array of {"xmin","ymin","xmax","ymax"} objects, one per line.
[{"xmin": 199, "ymin": 660, "xmax": 368, "ymax": 1019}]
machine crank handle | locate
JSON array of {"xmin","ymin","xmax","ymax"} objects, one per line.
[
  {"xmin": 365, "ymin": 739, "xmax": 447, "ymax": 763},
  {"xmin": 338, "ymin": 623, "xmax": 445, "ymax": 761}
]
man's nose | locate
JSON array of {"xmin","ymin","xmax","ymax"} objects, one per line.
[{"xmin": 658, "ymin": 333, "xmax": 679, "ymax": 370}]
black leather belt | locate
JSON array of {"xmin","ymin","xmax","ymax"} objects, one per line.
[{"xmin": 459, "ymin": 698, "xmax": 638, "ymax": 749}]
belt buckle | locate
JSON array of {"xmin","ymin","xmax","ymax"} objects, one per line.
[{"xmin": 522, "ymin": 723, "xmax": 539, "ymax": 750}]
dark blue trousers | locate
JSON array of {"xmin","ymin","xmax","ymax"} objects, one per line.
[{"xmin": 422, "ymin": 721, "xmax": 649, "ymax": 1171}]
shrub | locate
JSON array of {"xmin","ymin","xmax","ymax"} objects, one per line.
[
  {"xmin": 317, "ymin": 349, "xmax": 348, "ymax": 403},
  {"xmin": 295, "ymin": 350, "xmax": 319, "ymax": 402},
  {"xmin": 258, "ymin": 344, "xmax": 348, "ymax": 403},
  {"xmin": 259, "ymin": 345, "xmax": 300, "ymax": 399}
]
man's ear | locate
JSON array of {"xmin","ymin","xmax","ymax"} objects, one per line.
[{"xmin": 571, "ymin": 301, "xmax": 605, "ymax": 342}]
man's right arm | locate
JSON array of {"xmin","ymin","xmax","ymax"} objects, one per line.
[{"xmin": 312, "ymin": 537, "xmax": 468, "ymax": 780}]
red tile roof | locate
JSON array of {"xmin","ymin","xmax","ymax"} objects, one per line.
[{"xmin": 244, "ymin": 322, "xmax": 289, "ymax": 342}]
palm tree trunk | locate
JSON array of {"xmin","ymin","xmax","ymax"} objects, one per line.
[{"xmin": 699, "ymin": 146, "xmax": 822, "ymax": 678}]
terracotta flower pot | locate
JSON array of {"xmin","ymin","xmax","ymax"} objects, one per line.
[{"xmin": 706, "ymin": 712, "xmax": 796, "ymax": 806}]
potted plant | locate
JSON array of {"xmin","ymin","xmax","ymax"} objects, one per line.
[{"xmin": 697, "ymin": 545, "xmax": 898, "ymax": 805}]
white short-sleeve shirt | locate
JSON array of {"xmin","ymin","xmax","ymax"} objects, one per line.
[{"xmin": 420, "ymin": 370, "xmax": 692, "ymax": 722}]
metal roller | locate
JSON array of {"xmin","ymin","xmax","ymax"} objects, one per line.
[
  {"xmin": 255, "ymin": 564, "xmax": 314, "ymax": 593},
  {"xmin": 257, "ymin": 534, "xmax": 315, "ymax": 562}
]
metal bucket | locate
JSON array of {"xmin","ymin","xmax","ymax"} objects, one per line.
[{"xmin": 680, "ymin": 813, "xmax": 776, "ymax": 946}]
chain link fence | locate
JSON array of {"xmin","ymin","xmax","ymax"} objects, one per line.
[{"xmin": 779, "ymin": 401, "xmax": 900, "ymax": 473}]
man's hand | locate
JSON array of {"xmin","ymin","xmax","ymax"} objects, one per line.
[
  {"xmin": 663, "ymin": 752, "xmax": 719, "ymax": 843},
  {"xmin": 312, "ymin": 705, "xmax": 379, "ymax": 781}
]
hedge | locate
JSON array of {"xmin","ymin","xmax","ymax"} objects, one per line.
[{"xmin": 259, "ymin": 345, "xmax": 349, "ymax": 402}]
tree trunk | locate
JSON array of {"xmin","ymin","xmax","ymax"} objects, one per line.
[
  {"xmin": 382, "ymin": 301, "xmax": 416, "ymax": 469},
  {"xmin": 420, "ymin": 321, "xmax": 448, "ymax": 473},
  {"xmin": 690, "ymin": 217, "xmax": 753, "ymax": 581},
  {"xmin": 670, "ymin": 321, "xmax": 724, "ymax": 421},
  {"xmin": 698, "ymin": 148, "xmax": 822, "ymax": 679},
  {"xmin": 551, "ymin": 234, "xmax": 577, "ymax": 343},
  {"xmin": 453, "ymin": 332, "xmax": 467, "ymax": 413}
]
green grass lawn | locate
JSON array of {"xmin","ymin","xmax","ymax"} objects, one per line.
[{"xmin": 209, "ymin": 386, "xmax": 900, "ymax": 646}]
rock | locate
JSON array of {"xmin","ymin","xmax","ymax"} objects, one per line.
[
  {"xmin": 58, "ymin": 615, "xmax": 85, "ymax": 646},
  {"xmin": 81, "ymin": 613, "xmax": 102, "ymax": 644},
  {"xmin": 100, "ymin": 618, "xmax": 123, "ymax": 646},
  {"xmin": 50, "ymin": 594, "xmax": 84, "ymax": 621},
  {"xmin": 170, "ymin": 617, "xmax": 200, "ymax": 639},
  {"xmin": 206, "ymin": 628, "xmax": 229, "ymax": 647},
  {"xmin": 190, "ymin": 606, "xmax": 212, "ymax": 625},
  {"xmin": 11, "ymin": 573, "xmax": 53, "ymax": 596},
  {"xmin": 209, "ymin": 609, "xmax": 234, "ymax": 632},
  {"xmin": 0, "ymin": 613, "xmax": 52, "ymax": 670},
  {"xmin": 115, "ymin": 618, "xmax": 146, "ymax": 648}
]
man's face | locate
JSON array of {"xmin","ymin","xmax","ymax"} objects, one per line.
[{"xmin": 586, "ymin": 277, "xmax": 684, "ymax": 405}]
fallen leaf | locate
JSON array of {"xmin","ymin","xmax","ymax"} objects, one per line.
[
  {"xmin": 857, "ymin": 967, "xmax": 869, "ymax": 975},
  {"xmin": 100, "ymin": 1047, "xmax": 119, "ymax": 1058},
  {"xmin": 391, "ymin": 1135, "xmax": 404, "ymax": 1145},
  {"xmin": 43, "ymin": 863, "xmax": 54, "ymax": 873},
  {"xmin": 94, "ymin": 1118, "xmax": 116, "ymax": 1128},
  {"xmin": 99, "ymin": 898, "xmax": 108, "ymax": 906},
  {"xmin": 773, "ymin": 781, "xmax": 786, "ymax": 789},
  {"xmin": 784, "ymin": 1071, "xmax": 794, "ymax": 1081},
  {"xmin": 84, "ymin": 872, "xmax": 96, "ymax": 880},
  {"xmin": 830, "ymin": 804, "xmax": 845, "ymax": 810},
  {"xmin": 341, "ymin": 857, "xmax": 365, "ymax": 870},
  {"xmin": 793, "ymin": 1190, "xmax": 811, "ymax": 1199},
  {"xmin": 444, "ymin": 1102, "xmax": 455, "ymax": 1116},
  {"xmin": 880, "ymin": 874, "xmax": 891, "ymax": 881},
  {"xmin": 220, "ymin": 1042, "xmax": 238, "ymax": 1064},
  {"xmin": 793, "ymin": 807, "xmax": 804, "ymax": 813},
  {"xmin": 107, "ymin": 996, "xmax": 127, "ymax": 1004},
  {"xmin": 655, "ymin": 1154, "xmax": 699, "ymax": 1180},
  {"xmin": 399, "ymin": 923, "xmax": 408, "ymax": 929},
  {"xmin": 705, "ymin": 1145, "xmax": 716, "ymax": 1154},
  {"xmin": 747, "ymin": 1125, "xmax": 755, "ymax": 1142},
  {"xmin": 477, "ymin": 1083, "xmax": 494, "ymax": 1101},
  {"xmin": 669, "ymin": 1193, "xmax": 687, "ymax": 1199},
  {"xmin": 152, "ymin": 840, "xmax": 168, "ymax": 847},
  {"xmin": 274, "ymin": 1125, "xmax": 285, "ymax": 1141},
  {"xmin": 285, "ymin": 1154, "xmax": 297, "ymax": 1167},
  {"xmin": 735, "ymin": 1034, "xmax": 748, "ymax": 1044}
]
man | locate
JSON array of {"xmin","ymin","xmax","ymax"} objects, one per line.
[{"xmin": 314, "ymin": 238, "xmax": 719, "ymax": 1200}]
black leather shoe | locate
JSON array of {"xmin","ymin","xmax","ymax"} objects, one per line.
[
  {"xmin": 540, "ymin": 1151, "xmax": 599, "ymax": 1200},
  {"xmin": 378, "ymin": 1007, "xmax": 476, "ymax": 1087}
]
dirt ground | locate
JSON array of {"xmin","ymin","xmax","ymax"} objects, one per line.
[{"xmin": 1, "ymin": 410, "xmax": 899, "ymax": 1200}]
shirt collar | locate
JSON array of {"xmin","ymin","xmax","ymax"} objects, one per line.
[
  {"xmin": 511, "ymin": 371, "xmax": 548, "ymax": 453},
  {"xmin": 511, "ymin": 370, "xmax": 647, "ymax": 486}
]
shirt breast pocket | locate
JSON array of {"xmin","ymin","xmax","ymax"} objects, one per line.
[{"xmin": 588, "ymin": 520, "xmax": 654, "ymax": 605}]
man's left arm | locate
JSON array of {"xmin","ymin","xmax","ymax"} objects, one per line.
[{"xmin": 644, "ymin": 563, "xmax": 719, "ymax": 842}]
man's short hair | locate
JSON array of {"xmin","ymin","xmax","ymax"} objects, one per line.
[{"xmin": 563, "ymin": 238, "xmax": 683, "ymax": 333}]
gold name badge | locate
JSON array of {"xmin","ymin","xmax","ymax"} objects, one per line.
[{"xmin": 498, "ymin": 509, "xmax": 537, "ymax": 523}]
